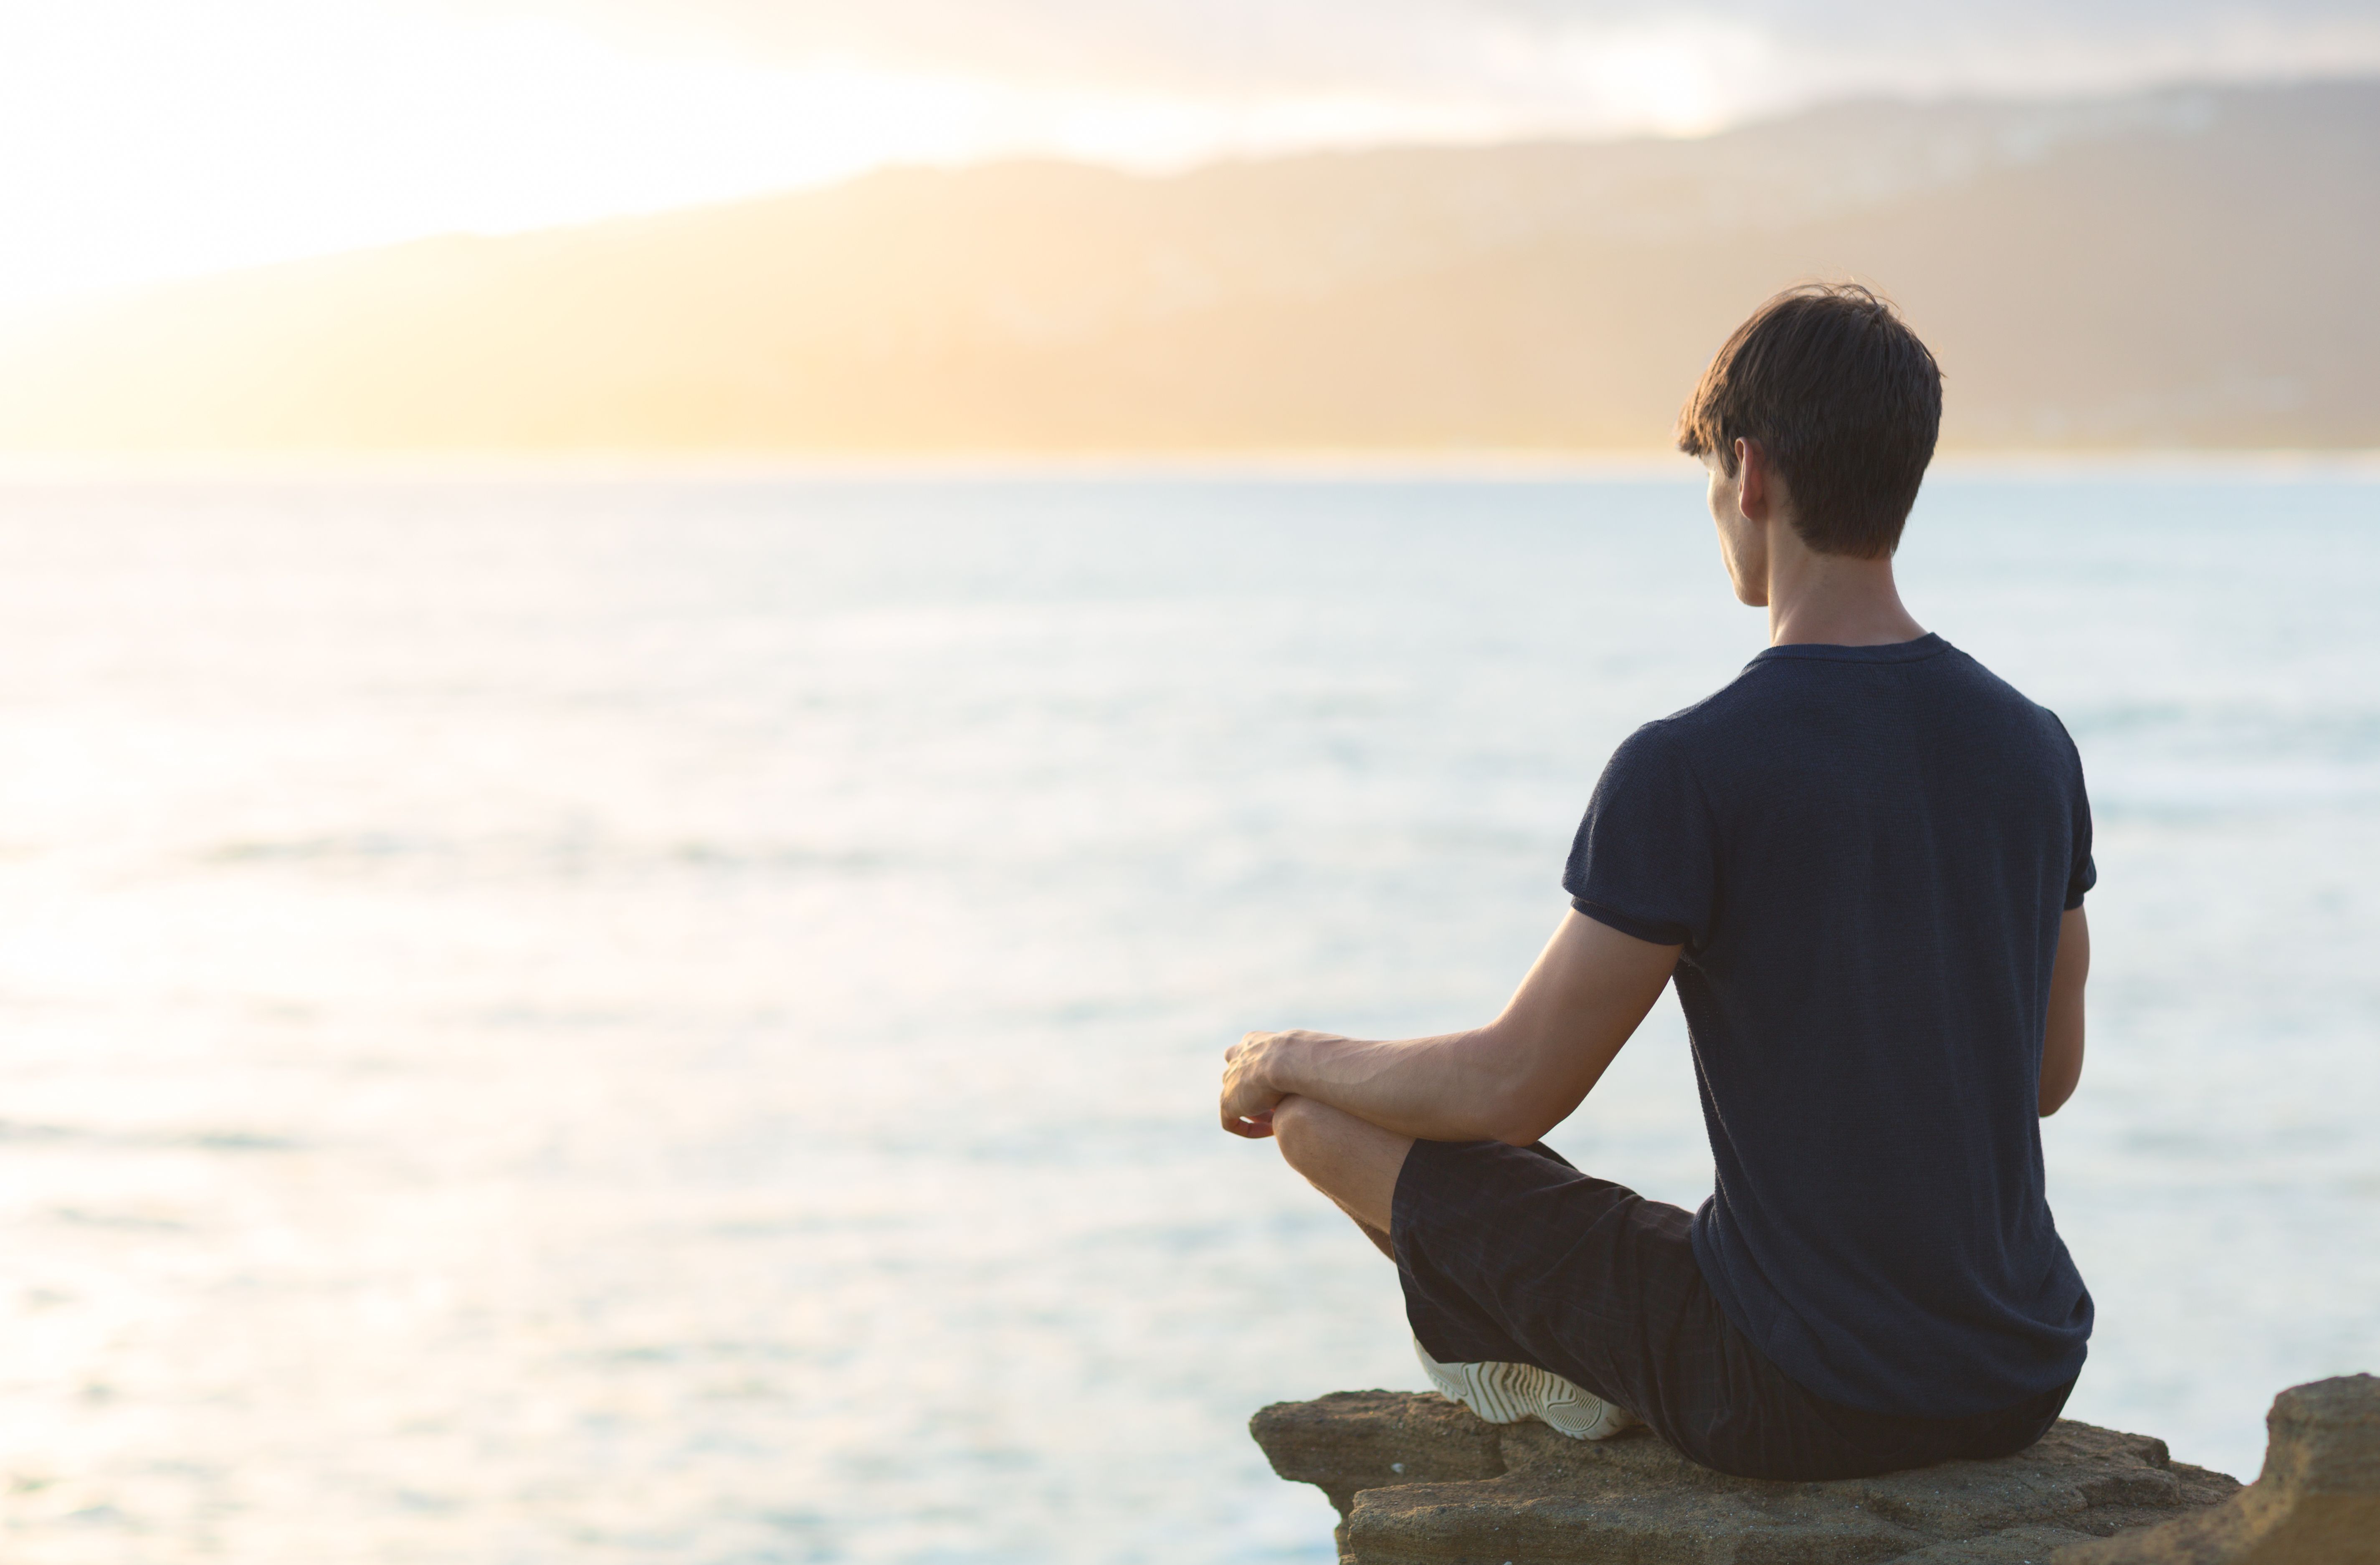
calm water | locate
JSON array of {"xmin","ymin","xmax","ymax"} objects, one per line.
[{"xmin": 0, "ymin": 468, "xmax": 2372, "ymax": 1563}]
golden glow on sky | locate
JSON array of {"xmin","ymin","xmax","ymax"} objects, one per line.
[
  {"xmin": 0, "ymin": 3, "xmax": 989, "ymax": 303},
  {"xmin": 0, "ymin": 1, "xmax": 1765, "ymax": 308},
  {"xmin": 2, "ymin": 0, "xmax": 2371, "ymax": 309}
]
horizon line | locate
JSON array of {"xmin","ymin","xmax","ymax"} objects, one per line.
[{"xmin": 4, "ymin": 447, "xmax": 2377, "ymax": 486}]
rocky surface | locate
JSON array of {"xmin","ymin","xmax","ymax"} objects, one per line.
[
  {"xmin": 1251, "ymin": 1390, "xmax": 2244, "ymax": 1564},
  {"xmin": 2056, "ymin": 1374, "xmax": 2380, "ymax": 1564}
]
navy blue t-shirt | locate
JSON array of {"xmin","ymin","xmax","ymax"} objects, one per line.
[{"xmin": 1563, "ymin": 634, "xmax": 2094, "ymax": 1420}]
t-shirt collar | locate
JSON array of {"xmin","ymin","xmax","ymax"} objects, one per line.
[{"xmin": 1750, "ymin": 632, "xmax": 1950, "ymax": 666}]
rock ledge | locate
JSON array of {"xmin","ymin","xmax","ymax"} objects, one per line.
[
  {"xmin": 1257, "ymin": 1375, "xmax": 2380, "ymax": 1562},
  {"xmin": 1252, "ymin": 1389, "xmax": 2241, "ymax": 1564}
]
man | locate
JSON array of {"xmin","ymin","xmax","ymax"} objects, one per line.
[{"xmin": 1219, "ymin": 283, "xmax": 2094, "ymax": 1482}]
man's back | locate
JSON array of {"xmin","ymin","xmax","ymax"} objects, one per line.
[{"xmin": 1567, "ymin": 634, "xmax": 2095, "ymax": 1419}]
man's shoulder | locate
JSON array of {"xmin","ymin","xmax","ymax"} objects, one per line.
[
  {"xmin": 1625, "ymin": 640, "xmax": 2082, "ymax": 781},
  {"xmin": 1622, "ymin": 657, "xmax": 1803, "ymax": 751},
  {"xmin": 1923, "ymin": 644, "xmax": 2085, "ymax": 754}
]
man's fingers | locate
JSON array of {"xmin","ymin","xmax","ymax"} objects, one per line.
[
  {"xmin": 1221, "ymin": 1031, "xmax": 1281, "ymax": 1134},
  {"xmin": 1219, "ymin": 1085, "xmax": 1277, "ymax": 1137}
]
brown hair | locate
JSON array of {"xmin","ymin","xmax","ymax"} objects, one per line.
[{"xmin": 1676, "ymin": 283, "xmax": 1942, "ymax": 559}]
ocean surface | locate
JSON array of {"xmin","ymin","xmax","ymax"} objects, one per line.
[{"xmin": 0, "ymin": 467, "xmax": 2372, "ymax": 1563}]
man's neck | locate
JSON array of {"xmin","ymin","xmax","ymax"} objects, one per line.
[{"xmin": 1765, "ymin": 546, "xmax": 1926, "ymax": 648}]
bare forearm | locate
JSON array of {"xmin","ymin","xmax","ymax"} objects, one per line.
[
  {"xmin": 1256, "ymin": 1027, "xmax": 1541, "ymax": 1144},
  {"xmin": 1219, "ymin": 911, "xmax": 1680, "ymax": 1146}
]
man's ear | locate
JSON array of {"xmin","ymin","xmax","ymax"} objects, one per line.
[{"xmin": 1734, "ymin": 438, "xmax": 1770, "ymax": 522}]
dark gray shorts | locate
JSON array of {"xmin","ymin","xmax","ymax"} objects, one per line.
[{"xmin": 1390, "ymin": 1137, "xmax": 2074, "ymax": 1481}]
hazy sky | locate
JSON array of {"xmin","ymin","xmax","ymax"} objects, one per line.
[{"xmin": 3, "ymin": 0, "xmax": 2374, "ymax": 306}]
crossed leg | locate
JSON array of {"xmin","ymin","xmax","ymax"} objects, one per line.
[{"xmin": 1269, "ymin": 1096, "xmax": 1415, "ymax": 1262}]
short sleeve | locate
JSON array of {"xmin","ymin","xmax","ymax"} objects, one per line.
[
  {"xmin": 1562, "ymin": 722, "xmax": 1718, "ymax": 950},
  {"xmin": 2054, "ymin": 715, "xmax": 2096, "ymax": 911},
  {"xmin": 2064, "ymin": 794, "xmax": 2096, "ymax": 911}
]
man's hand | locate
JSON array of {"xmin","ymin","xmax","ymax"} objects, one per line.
[{"xmin": 1221, "ymin": 1030, "xmax": 1338, "ymax": 1137}]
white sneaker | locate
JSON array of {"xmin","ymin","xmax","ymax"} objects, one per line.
[{"xmin": 1415, "ymin": 1338, "xmax": 1641, "ymax": 1441}]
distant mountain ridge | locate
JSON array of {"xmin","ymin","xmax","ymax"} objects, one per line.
[{"xmin": 2, "ymin": 79, "xmax": 2375, "ymax": 451}]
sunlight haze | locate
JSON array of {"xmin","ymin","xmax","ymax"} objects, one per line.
[{"xmin": 4, "ymin": 0, "xmax": 2376, "ymax": 306}]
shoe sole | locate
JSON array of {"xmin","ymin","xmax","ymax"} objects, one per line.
[{"xmin": 1415, "ymin": 1338, "xmax": 1641, "ymax": 1441}]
